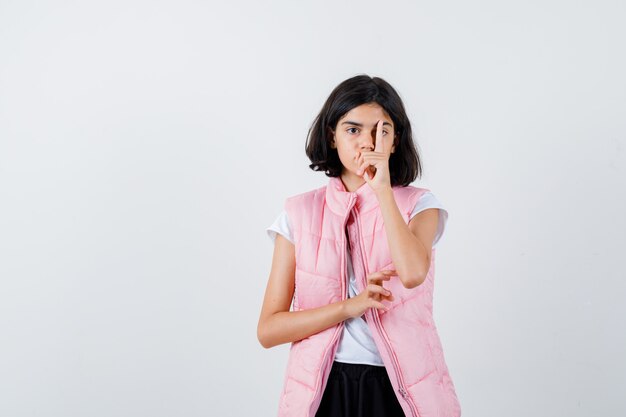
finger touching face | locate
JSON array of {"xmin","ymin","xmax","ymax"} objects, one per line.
[{"xmin": 330, "ymin": 102, "xmax": 396, "ymax": 172}]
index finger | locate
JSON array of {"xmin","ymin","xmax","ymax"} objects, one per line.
[
  {"xmin": 367, "ymin": 271, "xmax": 394, "ymax": 283},
  {"xmin": 374, "ymin": 120, "xmax": 384, "ymax": 153}
]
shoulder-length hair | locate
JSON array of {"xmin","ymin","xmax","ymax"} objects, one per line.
[{"xmin": 305, "ymin": 74, "xmax": 422, "ymax": 186}]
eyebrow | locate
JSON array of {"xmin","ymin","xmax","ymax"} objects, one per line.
[{"xmin": 340, "ymin": 120, "xmax": 393, "ymax": 128}]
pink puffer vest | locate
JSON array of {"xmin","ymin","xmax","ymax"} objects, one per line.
[{"xmin": 277, "ymin": 176, "xmax": 461, "ymax": 417}]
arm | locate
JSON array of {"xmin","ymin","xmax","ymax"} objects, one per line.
[
  {"xmin": 257, "ymin": 234, "xmax": 350, "ymax": 349},
  {"xmin": 375, "ymin": 187, "xmax": 439, "ymax": 289}
]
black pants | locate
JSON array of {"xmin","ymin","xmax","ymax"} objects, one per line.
[{"xmin": 315, "ymin": 361, "xmax": 406, "ymax": 417}]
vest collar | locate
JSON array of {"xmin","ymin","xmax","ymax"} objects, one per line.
[{"xmin": 325, "ymin": 176, "xmax": 381, "ymax": 216}]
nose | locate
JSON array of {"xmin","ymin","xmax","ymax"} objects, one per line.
[{"xmin": 360, "ymin": 131, "xmax": 375, "ymax": 151}]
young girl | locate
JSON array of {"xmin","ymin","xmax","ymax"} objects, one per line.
[{"xmin": 258, "ymin": 75, "xmax": 461, "ymax": 417}]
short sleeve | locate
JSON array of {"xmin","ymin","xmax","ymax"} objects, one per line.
[
  {"xmin": 266, "ymin": 209, "xmax": 295, "ymax": 244},
  {"xmin": 409, "ymin": 191, "xmax": 448, "ymax": 249}
]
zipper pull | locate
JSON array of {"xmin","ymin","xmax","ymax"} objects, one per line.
[{"xmin": 398, "ymin": 387, "xmax": 408, "ymax": 399}]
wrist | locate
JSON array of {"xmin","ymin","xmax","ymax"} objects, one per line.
[
  {"xmin": 340, "ymin": 298, "xmax": 354, "ymax": 320},
  {"xmin": 374, "ymin": 184, "xmax": 393, "ymax": 199}
]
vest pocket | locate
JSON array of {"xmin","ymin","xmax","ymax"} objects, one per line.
[{"xmin": 294, "ymin": 268, "xmax": 342, "ymax": 310}]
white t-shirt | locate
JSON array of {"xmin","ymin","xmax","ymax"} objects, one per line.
[{"xmin": 266, "ymin": 191, "xmax": 448, "ymax": 366}]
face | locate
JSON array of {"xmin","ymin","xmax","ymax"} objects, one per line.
[{"xmin": 329, "ymin": 102, "xmax": 396, "ymax": 178}]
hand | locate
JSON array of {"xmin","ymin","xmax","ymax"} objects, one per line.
[
  {"xmin": 344, "ymin": 270, "xmax": 396, "ymax": 319},
  {"xmin": 355, "ymin": 120, "xmax": 393, "ymax": 193}
]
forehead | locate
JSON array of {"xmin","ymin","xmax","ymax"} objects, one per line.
[{"xmin": 339, "ymin": 103, "xmax": 393, "ymax": 126}]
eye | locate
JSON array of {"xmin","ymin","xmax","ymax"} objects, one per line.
[{"xmin": 347, "ymin": 127, "xmax": 359, "ymax": 134}]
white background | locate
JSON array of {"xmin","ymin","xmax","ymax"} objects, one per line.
[{"xmin": 1, "ymin": 1, "xmax": 625, "ymax": 416}]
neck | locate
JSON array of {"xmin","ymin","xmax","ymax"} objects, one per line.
[{"xmin": 339, "ymin": 171, "xmax": 366, "ymax": 193}]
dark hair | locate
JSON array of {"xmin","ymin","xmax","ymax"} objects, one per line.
[{"xmin": 305, "ymin": 74, "xmax": 422, "ymax": 186}]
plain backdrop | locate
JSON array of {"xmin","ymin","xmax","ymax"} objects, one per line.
[{"xmin": 1, "ymin": 1, "xmax": 625, "ymax": 416}]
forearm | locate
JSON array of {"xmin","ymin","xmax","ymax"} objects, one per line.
[
  {"xmin": 259, "ymin": 300, "xmax": 350, "ymax": 349},
  {"xmin": 375, "ymin": 186, "xmax": 429, "ymax": 288}
]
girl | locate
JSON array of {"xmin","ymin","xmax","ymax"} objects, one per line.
[{"xmin": 258, "ymin": 75, "xmax": 461, "ymax": 417}]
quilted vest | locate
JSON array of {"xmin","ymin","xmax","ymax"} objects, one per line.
[{"xmin": 277, "ymin": 176, "xmax": 461, "ymax": 417}]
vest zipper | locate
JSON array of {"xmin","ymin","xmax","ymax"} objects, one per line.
[
  {"xmin": 308, "ymin": 195, "xmax": 355, "ymax": 417},
  {"xmin": 353, "ymin": 210, "xmax": 421, "ymax": 417}
]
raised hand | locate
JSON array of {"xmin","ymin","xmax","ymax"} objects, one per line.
[{"xmin": 355, "ymin": 119, "xmax": 394, "ymax": 192}]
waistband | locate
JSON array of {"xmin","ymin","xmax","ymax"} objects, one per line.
[{"xmin": 329, "ymin": 360, "xmax": 389, "ymax": 380}]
